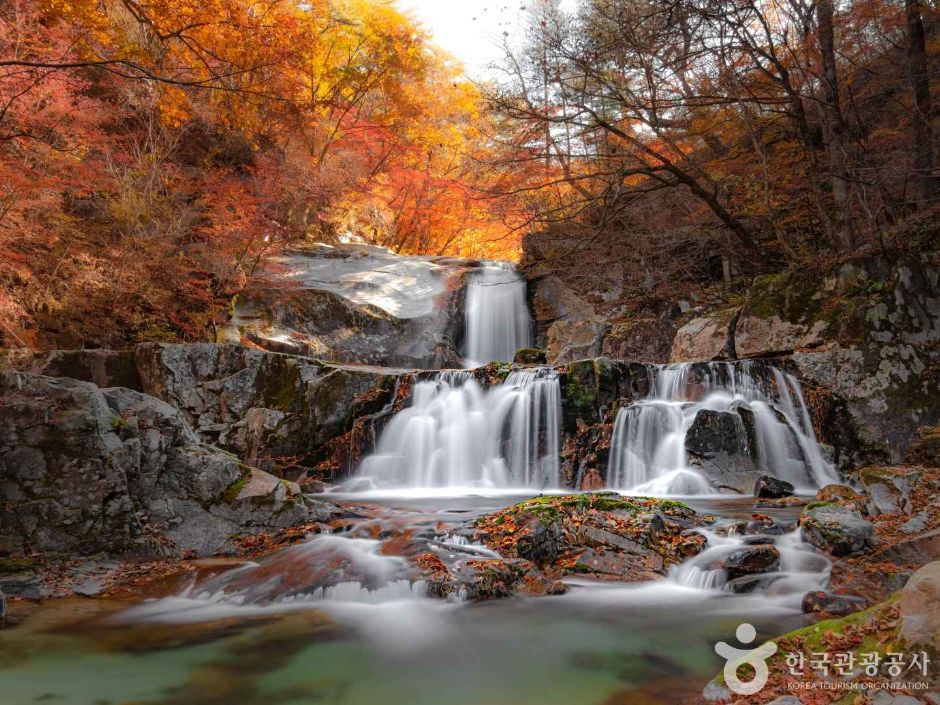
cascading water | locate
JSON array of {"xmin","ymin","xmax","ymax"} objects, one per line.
[
  {"xmin": 348, "ymin": 367, "xmax": 561, "ymax": 491},
  {"xmin": 668, "ymin": 527, "xmax": 831, "ymax": 608},
  {"xmin": 463, "ymin": 266, "xmax": 532, "ymax": 367},
  {"xmin": 608, "ymin": 362, "xmax": 838, "ymax": 495}
]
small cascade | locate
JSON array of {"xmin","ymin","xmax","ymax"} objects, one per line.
[
  {"xmin": 349, "ymin": 367, "xmax": 561, "ymax": 491},
  {"xmin": 668, "ymin": 528, "xmax": 831, "ymax": 607},
  {"xmin": 464, "ymin": 266, "xmax": 532, "ymax": 366},
  {"xmin": 119, "ymin": 535, "xmax": 432, "ymax": 622},
  {"xmin": 607, "ymin": 362, "xmax": 837, "ymax": 495}
]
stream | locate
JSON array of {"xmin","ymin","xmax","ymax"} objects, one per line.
[
  {"xmin": 0, "ymin": 494, "xmax": 820, "ymax": 705},
  {"xmin": 0, "ymin": 259, "xmax": 835, "ymax": 705}
]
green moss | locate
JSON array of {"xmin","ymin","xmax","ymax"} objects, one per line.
[
  {"xmin": 771, "ymin": 594, "xmax": 900, "ymax": 654},
  {"xmin": 0, "ymin": 557, "xmax": 40, "ymax": 575},
  {"xmin": 257, "ymin": 357, "xmax": 304, "ymax": 412},
  {"xmin": 222, "ymin": 466, "xmax": 252, "ymax": 503}
]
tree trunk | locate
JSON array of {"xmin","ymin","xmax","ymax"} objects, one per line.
[
  {"xmin": 816, "ymin": 0, "xmax": 855, "ymax": 250},
  {"xmin": 905, "ymin": 0, "xmax": 936, "ymax": 208}
]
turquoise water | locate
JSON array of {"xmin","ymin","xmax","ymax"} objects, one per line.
[{"xmin": 0, "ymin": 496, "xmax": 809, "ymax": 705}]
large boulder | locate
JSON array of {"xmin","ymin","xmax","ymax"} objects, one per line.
[
  {"xmin": 228, "ymin": 244, "xmax": 471, "ymax": 368},
  {"xmin": 601, "ymin": 318, "xmax": 676, "ymax": 363},
  {"xmin": 684, "ymin": 408, "xmax": 757, "ymax": 492},
  {"xmin": 0, "ymin": 372, "xmax": 323, "ymax": 559},
  {"xmin": 546, "ymin": 320, "xmax": 607, "ymax": 365},
  {"xmin": 473, "ymin": 494, "xmax": 706, "ymax": 581},
  {"xmin": 800, "ymin": 502, "xmax": 874, "ymax": 556},
  {"xmin": 899, "ymin": 559, "xmax": 940, "ymax": 650},
  {"xmin": 858, "ymin": 466, "xmax": 923, "ymax": 515},
  {"xmin": 669, "ymin": 308, "xmax": 738, "ymax": 363}
]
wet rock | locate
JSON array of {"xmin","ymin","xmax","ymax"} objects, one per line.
[
  {"xmin": 754, "ymin": 475, "xmax": 795, "ymax": 499},
  {"xmin": 800, "ymin": 503, "xmax": 874, "ymax": 556},
  {"xmin": 684, "ymin": 409, "xmax": 756, "ymax": 492},
  {"xmin": 900, "ymin": 560, "xmax": 940, "ymax": 650},
  {"xmin": 801, "ymin": 590, "xmax": 867, "ymax": 617},
  {"xmin": 859, "ymin": 466, "xmax": 922, "ymax": 515},
  {"xmin": 717, "ymin": 545, "xmax": 780, "ymax": 580},
  {"xmin": 230, "ymin": 245, "xmax": 469, "ymax": 368}
]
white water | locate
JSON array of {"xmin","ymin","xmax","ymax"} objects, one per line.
[
  {"xmin": 349, "ymin": 368, "xmax": 561, "ymax": 491},
  {"xmin": 668, "ymin": 528, "xmax": 831, "ymax": 610},
  {"xmin": 608, "ymin": 362, "xmax": 837, "ymax": 495},
  {"xmin": 464, "ymin": 266, "xmax": 532, "ymax": 366}
]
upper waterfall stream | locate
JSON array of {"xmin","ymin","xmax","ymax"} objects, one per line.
[{"xmin": 463, "ymin": 265, "xmax": 532, "ymax": 367}]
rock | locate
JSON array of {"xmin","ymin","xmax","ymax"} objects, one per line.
[
  {"xmin": 801, "ymin": 590, "xmax": 867, "ymax": 616},
  {"xmin": 905, "ymin": 425, "xmax": 940, "ymax": 466},
  {"xmin": 815, "ymin": 484, "xmax": 863, "ymax": 503},
  {"xmin": 474, "ymin": 494, "xmax": 704, "ymax": 580},
  {"xmin": 765, "ymin": 698, "xmax": 805, "ymax": 705},
  {"xmin": 750, "ymin": 255, "xmax": 940, "ymax": 462},
  {"xmin": 513, "ymin": 348, "xmax": 548, "ymax": 365},
  {"xmin": 755, "ymin": 496, "xmax": 807, "ymax": 509},
  {"xmin": 800, "ymin": 503, "xmax": 874, "ymax": 556},
  {"xmin": 718, "ymin": 545, "xmax": 780, "ymax": 580},
  {"xmin": 875, "ymin": 528, "xmax": 940, "ymax": 565},
  {"xmin": 859, "ymin": 466, "xmax": 922, "ymax": 515},
  {"xmin": 529, "ymin": 274, "xmax": 598, "ymax": 345},
  {"xmin": 28, "ymin": 342, "xmax": 406, "ymax": 480},
  {"xmin": 601, "ymin": 318, "xmax": 675, "ymax": 363},
  {"xmin": 900, "ymin": 511, "xmax": 931, "ymax": 534},
  {"xmin": 684, "ymin": 409, "xmax": 756, "ymax": 492},
  {"xmin": 546, "ymin": 320, "xmax": 606, "ymax": 365},
  {"xmin": 701, "ymin": 679, "xmax": 732, "ymax": 703},
  {"xmin": 754, "ymin": 475, "xmax": 795, "ymax": 498},
  {"xmin": 0, "ymin": 371, "xmax": 321, "ymax": 560},
  {"xmin": 229, "ymin": 245, "xmax": 469, "ymax": 368},
  {"xmin": 669, "ymin": 308, "xmax": 738, "ymax": 363}
]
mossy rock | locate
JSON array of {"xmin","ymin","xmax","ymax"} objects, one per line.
[{"xmin": 513, "ymin": 348, "xmax": 548, "ymax": 365}]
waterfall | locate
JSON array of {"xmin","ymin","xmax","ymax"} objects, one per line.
[
  {"xmin": 607, "ymin": 362, "xmax": 837, "ymax": 495},
  {"xmin": 464, "ymin": 266, "xmax": 532, "ymax": 367},
  {"xmin": 349, "ymin": 367, "xmax": 561, "ymax": 490}
]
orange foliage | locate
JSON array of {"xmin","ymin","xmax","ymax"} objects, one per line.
[{"xmin": 0, "ymin": 0, "xmax": 522, "ymax": 348}]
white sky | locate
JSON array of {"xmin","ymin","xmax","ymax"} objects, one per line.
[{"xmin": 395, "ymin": 1, "xmax": 577, "ymax": 78}]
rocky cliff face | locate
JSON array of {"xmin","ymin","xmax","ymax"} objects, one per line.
[
  {"xmin": 0, "ymin": 372, "xmax": 329, "ymax": 560},
  {"xmin": 23, "ymin": 343, "xmax": 409, "ymax": 481},
  {"xmin": 528, "ymin": 253, "xmax": 939, "ymax": 464}
]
